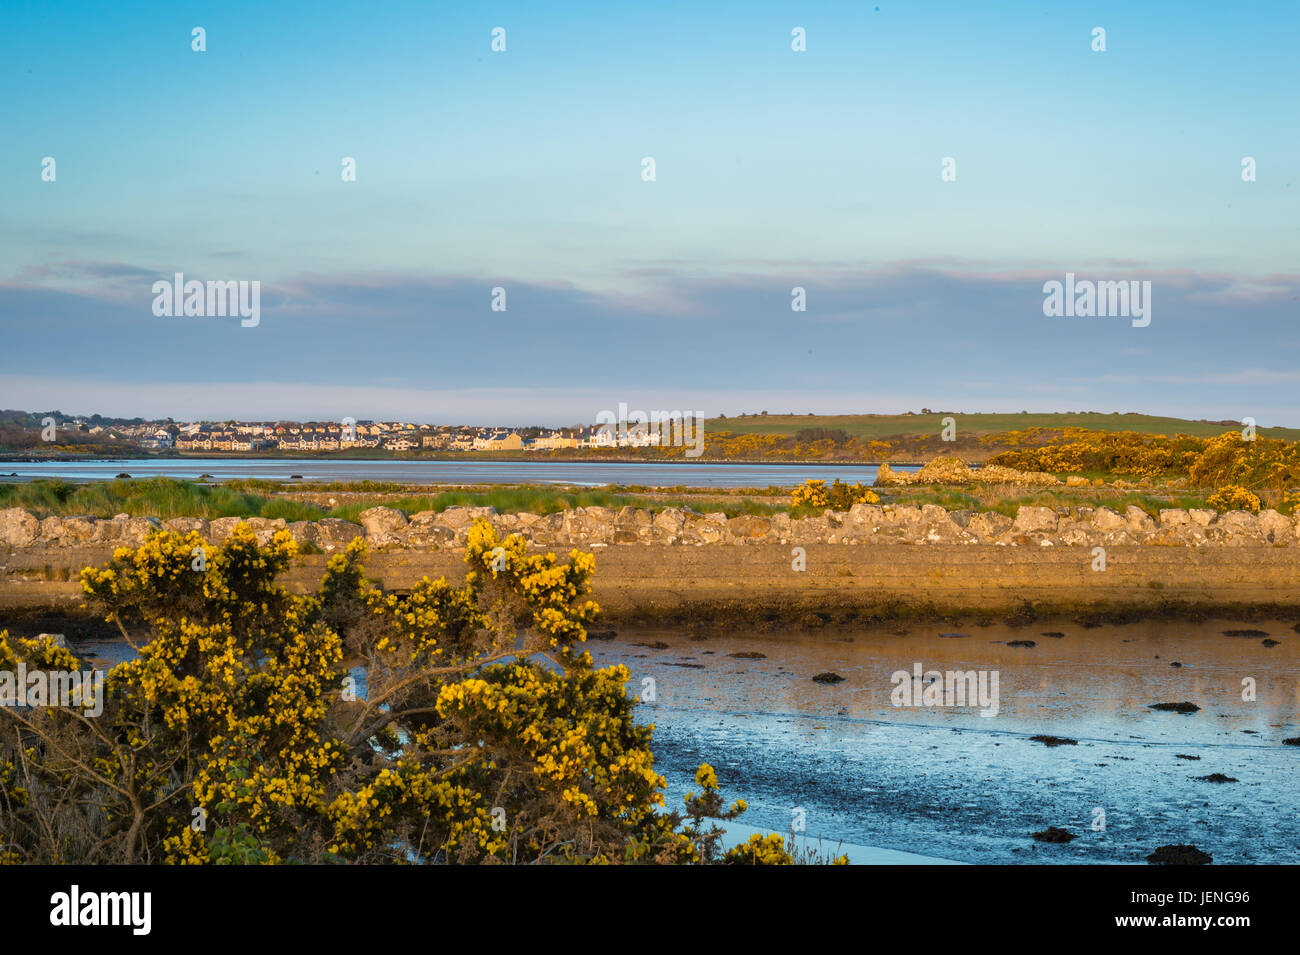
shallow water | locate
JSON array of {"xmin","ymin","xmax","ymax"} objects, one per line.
[
  {"xmin": 69, "ymin": 618, "xmax": 1299, "ymax": 864},
  {"xmin": 0, "ymin": 458, "xmax": 904, "ymax": 488},
  {"xmin": 589, "ymin": 621, "xmax": 1300, "ymax": 864}
]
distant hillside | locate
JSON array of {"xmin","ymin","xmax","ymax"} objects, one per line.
[{"xmin": 707, "ymin": 412, "xmax": 1300, "ymax": 441}]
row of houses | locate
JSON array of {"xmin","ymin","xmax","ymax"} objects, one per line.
[{"xmin": 138, "ymin": 422, "xmax": 663, "ymax": 454}]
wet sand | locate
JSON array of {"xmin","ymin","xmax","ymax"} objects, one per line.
[{"xmin": 591, "ymin": 619, "xmax": 1300, "ymax": 864}]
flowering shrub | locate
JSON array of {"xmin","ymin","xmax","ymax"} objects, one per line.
[
  {"xmin": 988, "ymin": 427, "xmax": 1300, "ymax": 497},
  {"xmin": 791, "ymin": 479, "xmax": 879, "ymax": 510},
  {"xmin": 0, "ymin": 521, "xmax": 822, "ymax": 866},
  {"xmin": 986, "ymin": 429, "xmax": 1202, "ymax": 480},
  {"xmin": 1205, "ymin": 485, "xmax": 1262, "ymax": 514},
  {"xmin": 1188, "ymin": 432, "xmax": 1300, "ymax": 494}
]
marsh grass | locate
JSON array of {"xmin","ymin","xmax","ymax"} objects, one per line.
[
  {"xmin": 0, "ymin": 478, "xmax": 318, "ymax": 520},
  {"xmin": 0, "ymin": 476, "xmax": 1220, "ymax": 524},
  {"xmin": 0, "ymin": 478, "xmax": 780, "ymax": 522}
]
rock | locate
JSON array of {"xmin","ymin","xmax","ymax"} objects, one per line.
[
  {"xmin": 1124, "ymin": 506, "xmax": 1156, "ymax": 533},
  {"xmin": 240, "ymin": 517, "xmax": 288, "ymax": 545},
  {"xmin": 439, "ymin": 507, "xmax": 477, "ymax": 528},
  {"xmin": 0, "ymin": 508, "xmax": 39, "ymax": 547},
  {"xmin": 1262, "ymin": 638, "xmax": 1281, "ymax": 647},
  {"xmin": 1193, "ymin": 773, "xmax": 1237, "ymax": 783},
  {"xmin": 1146, "ymin": 844, "xmax": 1212, "ymax": 865},
  {"xmin": 811, "ymin": 671, "xmax": 845, "ymax": 684},
  {"xmin": 726, "ymin": 515, "xmax": 771, "ymax": 541},
  {"xmin": 1031, "ymin": 827, "xmax": 1076, "ymax": 843},
  {"xmin": 38, "ymin": 516, "xmax": 66, "ymax": 543},
  {"xmin": 880, "ymin": 504, "xmax": 925, "ymax": 533},
  {"xmin": 287, "ymin": 521, "xmax": 319, "ymax": 545},
  {"xmin": 965, "ymin": 511, "xmax": 1013, "ymax": 542},
  {"xmin": 406, "ymin": 512, "xmax": 454, "ymax": 546},
  {"xmin": 561, "ymin": 509, "xmax": 613, "ymax": 545},
  {"xmin": 1013, "ymin": 506, "xmax": 1058, "ymax": 534},
  {"xmin": 849, "ymin": 501, "xmax": 884, "ymax": 526},
  {"xmin": 729, "ymin": 651, "xmax": 767, "ymax": 659},
  {"xmin": 1006, "ymin": 640, "xmax": 1037, "ymax": 648},
  {"xmin": 873, "ymin": 462, "xmax": 906, "ymax": 486},
  {"xmin": 120, "ymin": 516, "xmax": 161, "ymax": 545},
  {"xmin": 1149, "ymin": 701, "xmax": 1200, "ymax": 713},
  {"xmin": 1222, "ymin": 629, "xmax": 1268, "ymax": 637},
  {"xmin": 1065, "ymin": 475, "xmax": 1090, "ymax": 487},
  {"xmin": 1029, "ymin": 735, "xmax": 1077, "ymax": 747},
  {"xmin": 1218, "ymin": 510, "xmax": 1262, "ymax": 543},
  {"xmin": 1091, "ymin": 507, "xmax": 1128, "ymax": 531},
  {"xmin": 920, "ymin": 504, "xmax": 969, "ymax": 542},
  {"xmin": 683, "ymin": 512, "xmax": 729, "ymax": 545},
  {"xmin": 315, "ymin": 519, "xmax": 363, "ymax": 550},
  {"xmin": 358, "ymin": 507, "xmax": 408, "ymax": 538},
  {"xmin": 208, "ymin": 517, "xmax": 243, "ymax": 542},
  {"xmin": 1187, "ymin": 508, "xmax": 1217, "ymax": 527},
  {"xmin": 164, "ymin": 517, "xmax": 210, "ymax": 538},
  {"xmin": 885, "ymin": 456, "xmax": 1059, "ymax": 487},
  {"xmin": 1257, "ymin": 509, "xmax": 1291, "ymax": 542},
  {"xmin": 58, "ymin": 516, "xmax": 99, "ymax": 544},
  {"xmin": 652, "ymin": 508, "xmax": 686, "ymax": 537},
  {"xmin": 1158, "ymin": 508, "xmax": 1192, "ymax": 527}
]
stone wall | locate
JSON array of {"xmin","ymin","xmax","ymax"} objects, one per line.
[
  {"xmin": 5, "ymin": 502, "xmax": 1300, "ymax": 623},
  {"xmin": 4, "ymin": 502, "xmax": 1299, "ymax": 553}
]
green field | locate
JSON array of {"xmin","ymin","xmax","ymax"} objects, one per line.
[{"xmin": 707, "ymin": 411, "xmax": 1300, "ymax": 440}]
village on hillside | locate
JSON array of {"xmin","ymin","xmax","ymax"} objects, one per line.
[{"xmin": 43, "ymin": 418, "xmax": 667, "ymax": 454}]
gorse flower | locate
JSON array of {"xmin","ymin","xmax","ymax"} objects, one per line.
[
  {"xmin": 791, "ymin": 479, "xmax": 879, "ymax": 510},
  {"xmin": 1, "ymin": 518, "xmax": 818, "ymax": 866}
]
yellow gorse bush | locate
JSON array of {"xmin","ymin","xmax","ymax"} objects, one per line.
[
  {"xmin": 0, "ymin": 519, "xmax": 803, "ymax": 866},
  {"xmin": 791, "ymin": 479, "xmax": 880, "ymax": 510},
  {"xmin": 1205, "ymin": 485, "xmax": 1262, "ymax": 514}
]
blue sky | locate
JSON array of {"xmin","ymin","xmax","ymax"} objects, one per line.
[{"xmin": 2, "ymin": 1, "xmax": 1298, "ymax": 424}]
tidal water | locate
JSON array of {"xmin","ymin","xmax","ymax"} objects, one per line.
[
  {"xmin": 590, "ymin": 620, "xmax": 1300, "ymax": 864},
  {"xmin": 0, "ymin": 458, "xmax": 901, "ymax": 489}
]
